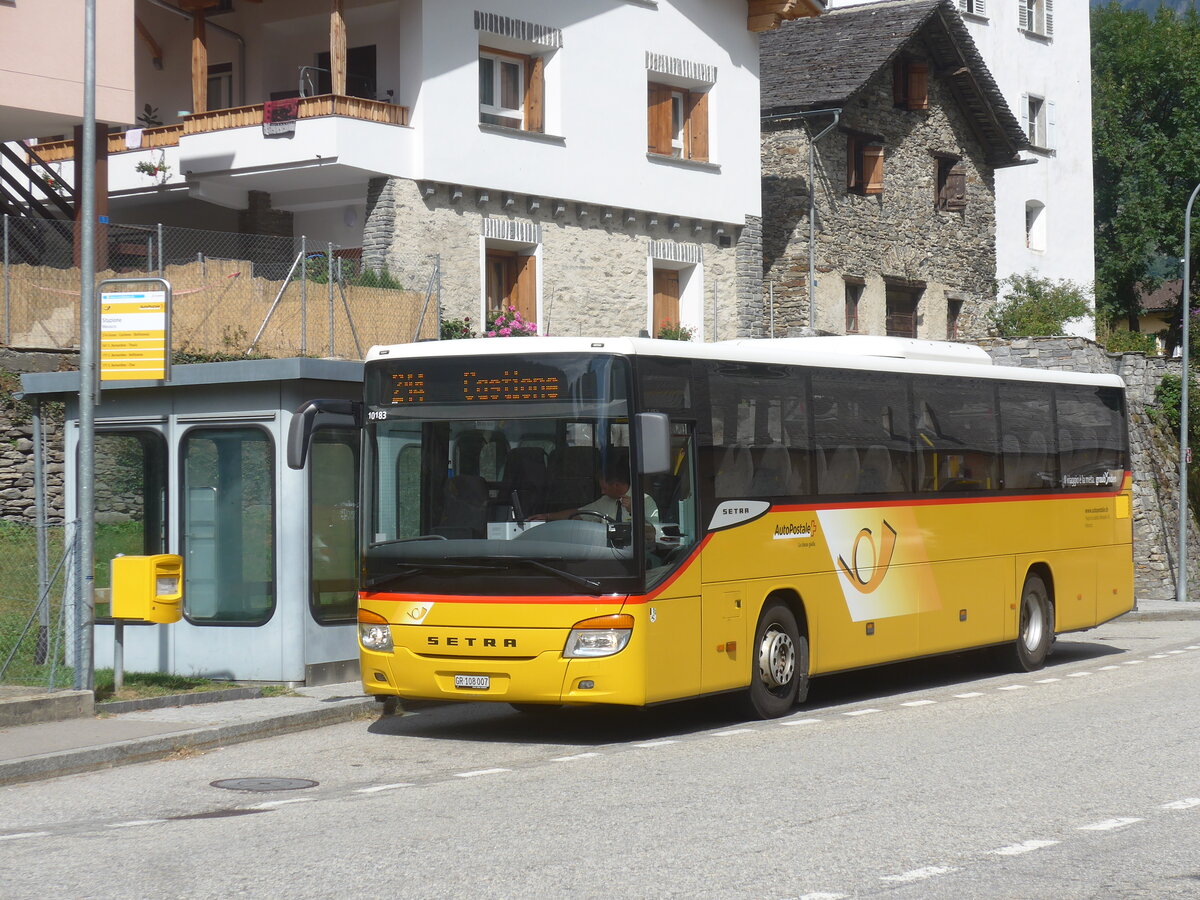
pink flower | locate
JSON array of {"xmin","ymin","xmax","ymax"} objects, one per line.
[
  {"xmin": 487, "ymin": 330, "xmax": 497, "ymax": 337},
  {"xmin": 499, "ymin": 327, "xmax": 512, "ymax": 336}
]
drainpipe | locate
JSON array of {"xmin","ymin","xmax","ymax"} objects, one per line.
[
  {"xmin": 761, "ymin": 107, "xmax": 841, "ymax": 332},
  {"xmin": 143, "ymin": 0, "xmax": 247, "ymax": 105}
]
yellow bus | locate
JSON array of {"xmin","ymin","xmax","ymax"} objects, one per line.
[{"xmin": 289, "ymin": 335, "xmax": 1133, "ymax": 718}]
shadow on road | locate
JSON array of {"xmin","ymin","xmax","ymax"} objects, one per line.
[{"xmin": 364, "ymin": 635, "xmax": 1126, "ymax": 746}]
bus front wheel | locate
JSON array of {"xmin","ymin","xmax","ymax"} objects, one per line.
[
  {"xmin": 1004, "ymin": 573, "xmax": 1052, "ymax": 672},
  {"xmin": 741, "ymin": 602, "xmax": 809, "ymax": 719}
]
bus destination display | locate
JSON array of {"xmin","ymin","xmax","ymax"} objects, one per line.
[{"xmin": 388, "ymin": 367, "xmax": 562, "ymax": 404}]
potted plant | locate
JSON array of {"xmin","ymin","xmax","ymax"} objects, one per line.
[
  {"xmin": 485, "ymin": 306, "xmax": 538, "ymax": 337},
  {"xmin": 135, "ymin": 154, "xmax": 171, "ymax": 185}
]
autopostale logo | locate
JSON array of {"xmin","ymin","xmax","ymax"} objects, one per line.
[{"xmin": 835, "ymin": 519, "xmax": 898, "ymax": 595}]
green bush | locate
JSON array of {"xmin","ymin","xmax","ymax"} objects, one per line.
[
  {"xmin": 1102, "ymin": 329, "xmax": 1159, "ymax": 356},
  {"xmin": 988, "ymin": 273, "xmax": 1092, "ymax": 338}
]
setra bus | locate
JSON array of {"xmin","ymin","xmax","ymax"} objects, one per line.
[{"xmin": 288, "ymin": 335, "xmax": 1133, "ymax": 718}]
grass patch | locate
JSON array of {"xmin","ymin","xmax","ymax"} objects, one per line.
[{"xmin": 93, "ymin": 669, "xmax": 240, "ymax": 703}]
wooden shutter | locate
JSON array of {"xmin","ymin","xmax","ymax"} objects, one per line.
[
  {"xmin": 514, "ymin": 254, "xmax": 537, "ymax": 324},
  {"xmin": 652, "ymin": 269, "xmax": 681, "ymax": 336},
  {"xmin": 1045, "ymin": 0, "xmax": 1053, "ymax": 35},
  {"xmin": 524, "ymin": 54, "xmax": 544, "ymax": 133},
  {"xmin": 1018, "ymin": 0, "xmax": 1029, "ymax": 31},
  {"xmin": 687, "ymin": 90, "xmax": 709, "ymax": 162},
  {"xmin": 648, "ymin": 83, "xmax": 672, "ymax": 155},
  {"xmin": 906, "ymin": 63, "xmax": 929, "ymax": 111},
  {"xmin": 863, "ymin": 145, "xmax": 885, "ymax": 195},
  {"xmin": 975, "ymin": 0, "xmax": 986, "ymax": 14},
  {"xmin": 947, "ymin": 164, "xmax": 967, "ymax": 211}
]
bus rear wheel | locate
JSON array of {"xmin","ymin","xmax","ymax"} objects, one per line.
[
  {"xmin": 1003, "ymin": 572, "xmax": 1052, "ymax": 672},
  {"xmin": 741, "ymin": 602, "xmax": 808, "ymax": 719}
]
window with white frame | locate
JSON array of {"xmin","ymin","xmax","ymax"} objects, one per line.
[
  {"xmin": 957, "ymin": 0, "xmax": 987, "ymax": 16},
  {"xmin": 1023, "ymin": 94, "xmax": 1053, "ymax": 150},
  {"xmin": 479, "ymin": 48, "xmax": 539, "ymax": 130},
  {"xmin": 1025, "ymin": 200, "xmax": 1046, "ymax": 251},
  {"xmin": 1019, "ymin": 0, "xmax": 1053, "ymax": 37}
]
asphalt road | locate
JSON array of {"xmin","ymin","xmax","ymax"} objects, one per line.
[{"xmin": 3, "ymin": 616, "xmax": 1199, "ymax": 899}]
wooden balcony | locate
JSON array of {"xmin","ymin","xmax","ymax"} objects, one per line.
[{"xmin": 30, "ymin": 95, "xmax": 409, "ymax": 163}]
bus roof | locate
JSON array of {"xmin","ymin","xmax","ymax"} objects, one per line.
[{"xmin": 366, "ymin": 336, "xmax": 1125, "ymax": 389}]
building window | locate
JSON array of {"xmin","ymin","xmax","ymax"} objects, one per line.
[
  {"xmin": 947, "ymin": 298, "xmax": 964, "ymax": 340},
  {"xmin": 847, "ymin": 135, "xmax": 885, "ymax": 195},
  {"xmin": 207, "ymin": 62, "xmax": 234, "ymax": 110},
  {"xmin": 479, "ymin": 47, "xmax": 544, "ymax": 132},
  {"xmin": 958, "ymin": 0, "xmax": 987, "ymax": 16},
  {"xmin": 648, "ymin": 82, "xmax": 708, "ymax": 161},
  {"xmin": 1023, "ymin": 94, "xmax": 1053, "ymax": 150},
  {"xmin": 845, "ymin": 281, "xmax": 863, "ymax": 333},
  {"xmin": 485, "ymin": 248, "xmax": 537, "ymax": 328},
  {"xmin": 936, "ymin": 156, "xmax": 967, "ymax": 211},
  {"xmin": 886, "ymin": 288, "xmax": 919, "ymax": 338},
  {"xmin": 893, "ymin": 58, "xmax": 929, "ymax": 111},
  {"xmin": 1025, "ymin": 200, "xmax": 1046, "ymax": 251},
  {"xmin": 1019, "ymin": 0, "xmax": 1053, "ymax": 37}
]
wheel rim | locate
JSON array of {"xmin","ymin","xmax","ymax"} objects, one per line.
[
  {"xmin": 1021, "ymin": 593, "xmax": 1045, "ymax": 652},
  {"xmin": 758, "ymin": 625, "xmax": 796, "ymax": 690}
]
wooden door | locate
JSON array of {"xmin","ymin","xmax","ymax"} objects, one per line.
[{"xmin": 653, "ymin": 269, "xmax": 680, "ymax": 337}]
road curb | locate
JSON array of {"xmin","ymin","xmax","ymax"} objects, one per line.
[
  {"xmin": 98, "ymin": 686, "xmax": 264, "ymax": 715},
  {"xmin": 0, "ymin": 697, "xmax": 377, "ymax": 787}
]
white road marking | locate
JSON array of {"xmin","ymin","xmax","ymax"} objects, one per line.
[
  {"xmin": 249, "ymin": 797, "xmax": 316, "ymax": 809},
  {"xmin": 1078, "ymin": 817, "xmax": 1143, "ymax": 831},
  {"xmin": 1186, "ymin": 645, "xmax": 1200, "ymax": 650},
  {"xmin": 0, "ymin": 832, "xmax": 50, "ymax": 841},
  {"xmin": 780, "ymin": 718, "xmax": 822, "ymax": 726},
  {"xmin": 633, "ymin": 740, "xmax": 678, "ymax": 748},
  {"xmin": 1066, "ymin": 672, "xmax": 1092, "ymax": 678},
  {"xmin": 998, "ymin": 684, "xmax": 1027, "ymax": 691},
  {"xmin": 991, "ymin": 839, "xmax": 1060, "ymax": 856},
  {"xmin": 1035, "ymin": 677, "xmax": 1061, "ymax": 683},
  {"xmin": 901, "ymin": 700, "xmax": 937, "ymax": 707},
  {"xmin": 354, "ymin": 783, "xmax": 413, "ymax": 793},
  {"xmin": 1122, "ymin": 660, "xmax": 1144, "ymax": 665},
  {"xmin": 1162, "ymin": 798, "xmax": 1200, "ymax": 810},
  {"xmin": 955, "ymin": 692, "xmax": 983, "ymax": 698},
  {"xmin": 714, "ymin": 729, "xmax": 755, "ymax": 736},
  {"xmin": 879, "ymin": 866, "xmax": 959, "ymax": 883},
  {"xmin": 454, "ymin": 768, "xmax": 512, "ymax": 777},
  {"xmin": 1098, "ymin": 665, "xmax": 1121, "ymax": 670},
  {"xmin": 844, "ymin": 708, "xmax": 881, "ymax": 717},
  {"xmin": 797, "ymin": 893, "xmax": 848, "ymax": 900},
  {"xmin": 552, "ymin": 752, "xmax": 600, "ymax": 762},
  {"xmin": 106, "ymin": 819, "xmax": 165, "ymax": 828},
  {"xmin": 1148, "ymin": 654, "xmax": 1169, "ymax": 659},
  {"xmin": 1168, "ymin": 650, "xmax": 1187, "ymax": 655}
]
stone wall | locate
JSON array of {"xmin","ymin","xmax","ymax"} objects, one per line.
[
  {"xmin": 0, "ymin": 349, "xmax": 68, "ymax": 525},
  {"xmin": 364, "ymin": 177, "xmax": 752, "ymax": 340},
  {"xmin": 762, "ymin": 47, "xmax": 998, "ymax": 340},
  {"xmin": 980, "ymin": 337, "xmax": 1197, "ymax": 600}
]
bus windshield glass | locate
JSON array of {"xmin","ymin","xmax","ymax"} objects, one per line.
[{"xmin": 363, "ymin": 353, "xmax": 648, "ymax": 593}]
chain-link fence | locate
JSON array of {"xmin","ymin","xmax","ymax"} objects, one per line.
[
  {"xmin": 1, "ymin": 215, "xmax": 440, "ymax": 357},
  {"xmin": 0, "ymin": 521, "xmax": 76, "ymax": 692}
]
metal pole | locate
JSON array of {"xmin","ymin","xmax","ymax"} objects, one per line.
[
  {"xmin": 33, "ymin": 397, "xmax": 48, "ymax": 665},
  {"xmin": 300, "ymin": 235, "xmax": 308, "ymax": 356},
  {"xmin": 769, "ymin": 282, "xmax": 775, "ymax": 338},
  {"xmin": 113, "ymin": 620, "xmax": 124, "ymax": 693},
  {"xmin": 77, "ymin": 0, "xmax": 98, "ymax": 692},
  {"xmin": 1178, "ymin": 181, "xmax": 1200, "ymax": 604},
  {"xmin": 328, "ymin": 242, "xmax": 335, "ymax": 357},
  {"xmin": 435, "ymin": 254, "xmax": 442, "ymax": 340},
  {"xmin": 3, "ymin": 213, "xmax": 10, "ymax": 345},
  {"xmin": 157, "ymin": 223, "xmax": 164, "ymax": 277}
]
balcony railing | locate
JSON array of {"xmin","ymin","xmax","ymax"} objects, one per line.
[{"xmin": 29, "ymin": 95, "xmax": 409, "ymax": 163}]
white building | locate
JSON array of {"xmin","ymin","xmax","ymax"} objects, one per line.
[
  {"xmin": 3, "ymin": 0, "xmax": 824, "ymax": 343},
  {"xmin": 828, "ymin": 0, "xmax": 1096, "ymax": 337}
]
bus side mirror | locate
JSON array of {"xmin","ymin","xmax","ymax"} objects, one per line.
[
  {"xmin": 287, "ymin": 399, "xmax": 363, "ymax": 470},
  {"xmin": 636, "ymin": 412, "xmax": 671, "ymax": 476}
]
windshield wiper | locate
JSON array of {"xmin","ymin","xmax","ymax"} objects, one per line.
[
  {"xmin": 508, "ymin": 558, "xmax": 603, "ymax": 594},
  {"xmin": 365, "ymin": 562, "xmax": 488, "ymax": 589}
]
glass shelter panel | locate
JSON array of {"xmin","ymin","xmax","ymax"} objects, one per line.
[{"xmin": 181, "ymin": 428, "xmax": 275, "ymax": 625}]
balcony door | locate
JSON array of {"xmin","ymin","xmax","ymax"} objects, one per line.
[{"xmin": 317, "ymin": 45, "xmax": 377, "ymax": 99}]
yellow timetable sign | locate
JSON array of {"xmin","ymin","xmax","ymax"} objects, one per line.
[{"xmin": 100, "ymin": 292, "xmax": 167, "ymax": 381}]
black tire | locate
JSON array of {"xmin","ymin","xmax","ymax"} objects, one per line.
[
  {"xmin": 1003, "ymin": 572, "xmax": 1053, "ymax": 671},
  {"xmin": 740, "ymin": 601, "xmax": 809, "ymax": 719}
]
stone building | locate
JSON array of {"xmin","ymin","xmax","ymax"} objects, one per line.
[{"xmin": 756, "ymin": 0, "xmax": 1028, "ymax": 341}]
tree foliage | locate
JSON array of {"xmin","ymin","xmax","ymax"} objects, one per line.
[
  {"xmin": 987, "ymin": 272, "xmax": 1091, "ymax": 337},
  {"xmin": 1093, "ymin": 3, "xmax": 1200, "ymax": 329}
]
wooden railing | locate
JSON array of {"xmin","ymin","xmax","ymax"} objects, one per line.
[{"xmin": 27, "ymin": 95, "xmax": 408, "ymax": 163}]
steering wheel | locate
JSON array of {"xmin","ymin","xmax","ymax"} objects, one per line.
[{"xmin": 570, "ymin": 510, "xmax": 616, "ymax": 524}]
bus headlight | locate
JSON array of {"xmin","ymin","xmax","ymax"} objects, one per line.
[
  {"xmin": 563, "ymin": 614, "xmax": 633, "ymax": 658},
  {"xmin": 359, "ymin": 609, "xmax": 393, "ymax": 652}
]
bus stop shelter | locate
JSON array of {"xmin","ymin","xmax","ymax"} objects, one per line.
[{"xmin": 20, "ymin": 358, "xmax": 364, "ymax": 685}]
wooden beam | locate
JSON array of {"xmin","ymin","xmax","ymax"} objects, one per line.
[
  {"xmin": 192, "ymin": 10, "xmax": 208, "ymax": 114},
  {"xmin": 331, "ymin": 0, "xmax": 346, "ymax": 96},
  {"xmin": 135, "ymin": 17, "xmax": 163, "ymax": 69}
]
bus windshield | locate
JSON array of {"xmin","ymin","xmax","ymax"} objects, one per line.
[{"xmin": 363, "ymin": 353, "xmax": 670, "ymax": 594}]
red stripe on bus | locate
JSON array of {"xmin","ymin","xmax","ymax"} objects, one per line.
[{"xmin": 770, "ymin": 482, "xmax": 1130, "ymax": 513}]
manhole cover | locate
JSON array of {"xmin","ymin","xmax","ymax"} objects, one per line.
[{"xmin": 210, "ymin": 778, "xmax": 319, "ymax": 793}]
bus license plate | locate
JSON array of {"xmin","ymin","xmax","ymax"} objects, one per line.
[{"xmin": 454, "ymin": 674, "xmax": 490, "ymax": 690}]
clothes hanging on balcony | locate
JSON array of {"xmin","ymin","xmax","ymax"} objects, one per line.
[
  {"xmin": 125, "ymin": 128, "xmax": 144, "ymax": 150},
  {"xmin": 263, "ymin": 99, "xmax": 299, "ymax": 137}
]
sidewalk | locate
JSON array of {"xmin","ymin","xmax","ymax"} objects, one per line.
[{"xmin": 0, "ymin": 599, "xmax": 1197, "ymax": 787}]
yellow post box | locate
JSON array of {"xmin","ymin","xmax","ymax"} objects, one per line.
[{"xmin": 111, "ymin": 554, "xmax": 184, "ymax": 624}]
